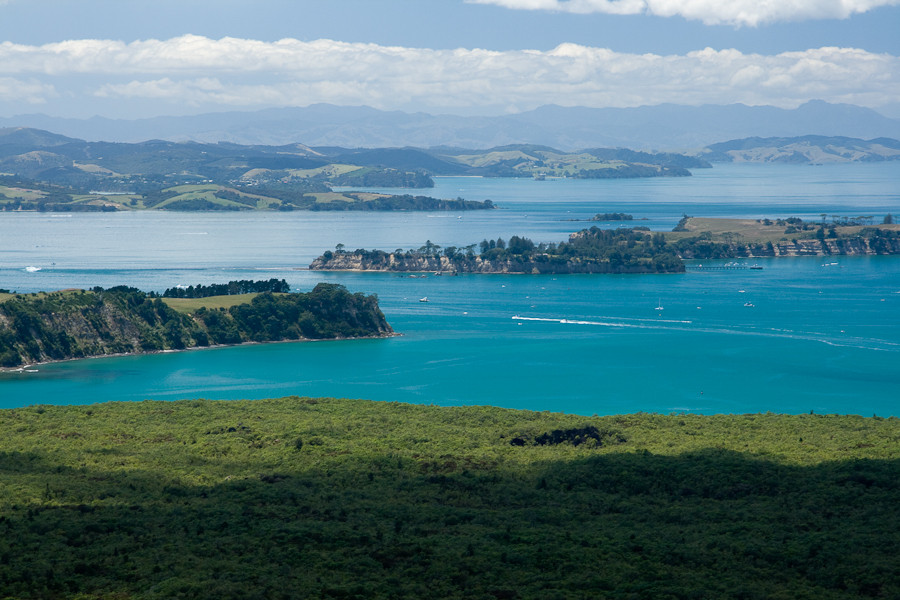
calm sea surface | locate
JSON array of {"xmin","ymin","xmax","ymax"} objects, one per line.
[{"xmin": 1, "ymin": 163, "xmax": 899, "ymax": 415}]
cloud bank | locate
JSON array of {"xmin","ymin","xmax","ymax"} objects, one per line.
[
  {"xmin": 467, "ymin": 0, "xmax": 900, "ymax": 27},
  {"xmin": 0, "ymin": 36, "xmax": 897, "ymax": 116}
]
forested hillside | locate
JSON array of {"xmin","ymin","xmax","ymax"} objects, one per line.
[
  {"xmin": 0, "ymin": 283, "xmax": 391, "ymax": 368},
  {"xmin": 0, "ymin": 398, "xmax": 897, "ymax": 599}
]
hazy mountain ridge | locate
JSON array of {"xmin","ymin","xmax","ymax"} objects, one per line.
[
  {"xmin": 702, "ymin": 135, "xmax": 900, "ymax": 163},
  {"xmin": 0, "ymin": 128, "xmax": 705, "ymax": 211},
  {"xmin": 0, "ymin": 128, "xmax": 707, "ymax": 187},
  {"xmin": 3, "ymin": 100, "xmax": 900, "ymax": 150}
]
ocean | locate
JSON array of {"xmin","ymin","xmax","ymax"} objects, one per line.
[{"xmin": 1, "ymin": 162, "xmax": 898, "ymax": 415}]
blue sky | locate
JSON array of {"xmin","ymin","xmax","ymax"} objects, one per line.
[{"xmin": 0, "ymin": 0, "xmax": 898, "ymax": 119}]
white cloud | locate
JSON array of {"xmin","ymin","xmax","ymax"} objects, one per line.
[
  {"xmin": 0, "ymin": 36, "xmax": 898, "ymax": 115},
  {"xmin": 0, "ymin": 77, "xmax": 56, "ymax": 103},
  {"xmin": 466, "ymin": 0, "xmax": 900, "ymax": 26}
]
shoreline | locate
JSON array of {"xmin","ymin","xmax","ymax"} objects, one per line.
[{"xmin": 0, "ymin": 331, "xmax": 401, "ymax": 374}]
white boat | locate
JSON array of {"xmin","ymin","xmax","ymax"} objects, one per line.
[
  {"xmin": 655, "ymin": 299, "xmax": 664, "ymax": 311},
  {"xmin": 744, "ymin": 302, "xmax": 755, "ymax": 307},
  {"xmin": 24, "ymin": 266, "xmax": 41, "ymax": 273},
  {"xmin": 419, "ymin": 297, "xmax": 429, "ymax": 303}
]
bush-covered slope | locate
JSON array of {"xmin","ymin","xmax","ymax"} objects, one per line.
[
  {"xmin": 0, "ymin": 398, "xmax": 897, "ymax": 599},
  {"xmin": 0, "ymin": 283, "xmax": 391, "ymax": 368}
]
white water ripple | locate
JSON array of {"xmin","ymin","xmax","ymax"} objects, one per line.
[{"xmin": 511, "ymin": 315, "xmax": 900, "ymax": 353}]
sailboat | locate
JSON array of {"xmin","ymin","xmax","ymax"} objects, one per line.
[{"xmin": 655, "ymin": 299, "xmax": 664, "ymax": 311}]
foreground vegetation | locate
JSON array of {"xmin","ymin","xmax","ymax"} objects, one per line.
[
  {"xmin": 0, "ymin": 398, "xmax": 897, "ymax": 599},
  {"xmin": 0, "ymin": 283, "xmax": 391, "ymax": 368}
]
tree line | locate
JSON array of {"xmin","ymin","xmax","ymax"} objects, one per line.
[
  {"xmin": 320, "ymin": 227, "xmax": 685, "ymax": 274},
  {"xmin": 161, "ymin": 279, "xmax": 291, "ymax": 299}
]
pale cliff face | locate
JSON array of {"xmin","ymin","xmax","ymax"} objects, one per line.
[{"xmin": 310, "ymin": 253, "xmax": 521, "ymax": 273}]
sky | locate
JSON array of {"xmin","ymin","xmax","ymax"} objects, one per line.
[{"xmin": 0, "ymin": 0, "xmax": 898, "ymax": 119}]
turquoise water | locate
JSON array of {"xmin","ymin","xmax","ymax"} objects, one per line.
[{"xmin": 2, "ymin": 163, "xmax": 899, "ymax": 415}]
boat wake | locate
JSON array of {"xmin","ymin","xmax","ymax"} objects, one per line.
[
  {"xmin": 512, "ymin": 315, "xmax": 899, "ymax": 352},
  {"xmin": 513, "ymin": 315, "xmax": 693, "ymax": 327}
]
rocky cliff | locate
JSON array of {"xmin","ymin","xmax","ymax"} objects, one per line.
[
  {"xmin": 309, "ymin": 252, "xmax": 684, "ymax": 275},
  {"xmin": 675, "ymin": 232, "xmax": 900, "ymax": 259}
]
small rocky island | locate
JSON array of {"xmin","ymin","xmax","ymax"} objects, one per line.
[{"xmin": 0, "ymin": 281, "xmax": 392, "ymax": 368}]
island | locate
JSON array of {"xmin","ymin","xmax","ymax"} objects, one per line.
[
  {"xmin": 310, "ymin": 227, "xmax": 685, "ymax": 274},
  {"xmin": 590, "ymin": 212, "xmax": 634, "ymax": 221},
  {"xmin": 0, "ymin": 281, "xmax": 392, "ymax": 368}
]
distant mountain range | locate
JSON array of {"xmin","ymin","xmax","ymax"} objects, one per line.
[
  {"xmin": 3, "ymin": 101, "xmax": 900, "ymax": 150},
  {"xmin": 1, "ymin": 125, "xmax": 897, "ymax": 212}
]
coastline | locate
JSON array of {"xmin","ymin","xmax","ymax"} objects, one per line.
[{"xmin": 0, "ymin": 331, "xmax": 401, "ymax": 374}]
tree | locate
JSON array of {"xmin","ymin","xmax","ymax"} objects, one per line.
[{"xmin": 884, "ymin": 213, "xmax": 895, "ymax": 225}]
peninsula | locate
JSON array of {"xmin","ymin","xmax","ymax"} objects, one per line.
[
  {"xmin": 0, "ymin": 282, "xmax": 392, "ymax": 369},
  {"xmin": 310, "ymin": 216, "xmax": 900, "ymax": 274},
  {"xmin": 310, "ymin": 227, "xmax": 685, "ymax": 274}
]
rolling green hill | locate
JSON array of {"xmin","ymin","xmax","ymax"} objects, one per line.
[{"xmin": 0, "ymin": 128, "xmax": 711, "ymax": 211}]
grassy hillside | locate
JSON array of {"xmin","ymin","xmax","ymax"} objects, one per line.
[
  {"xmin": 702, "ymin": 135, "xmax": 900, "ymax": 163},
  {"xmin": 445, "ymin": 146, "xmax": 701, "ymax": 178},
  {"xmin": 0, "ymin": 398, "xmax": 897, "ymax": 599},
  {"xmin": 666, "ymin": 216, "xmax": 900, "ymax": 258}
]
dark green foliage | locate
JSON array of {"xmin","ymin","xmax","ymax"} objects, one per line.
[
  {"xmin": 327, "ymin": 168, "xmax": 435, "ymax": 188},
  {"xmin": 582, "ymin": 147, "xmax": 711, "ymax": 169},
  {"xmin": 162, "ymin": 279, "xmax": 290, "ymax": 299},
  {"xmin": 159, "ymin": 197, "xmax": 244, "ymax": 211},
  {"xmin": 0, "ymin": 284, "xmax": 391, "ymax": 367},
  {"xmin": 0, "ymin": 399, "xmax": 897, "ymax": 599},
  {"xmin": 573, "ymin": 164, "xmax": 691, "ymax": 178},
  {"xmin": 591, "ymin": 212, "xmax": 633, "ymax": 221}
]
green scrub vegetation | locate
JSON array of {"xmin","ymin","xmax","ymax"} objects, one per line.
[{"xmin": 0, "ymin": 398, "xmax": 897, "ymax": 599}]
